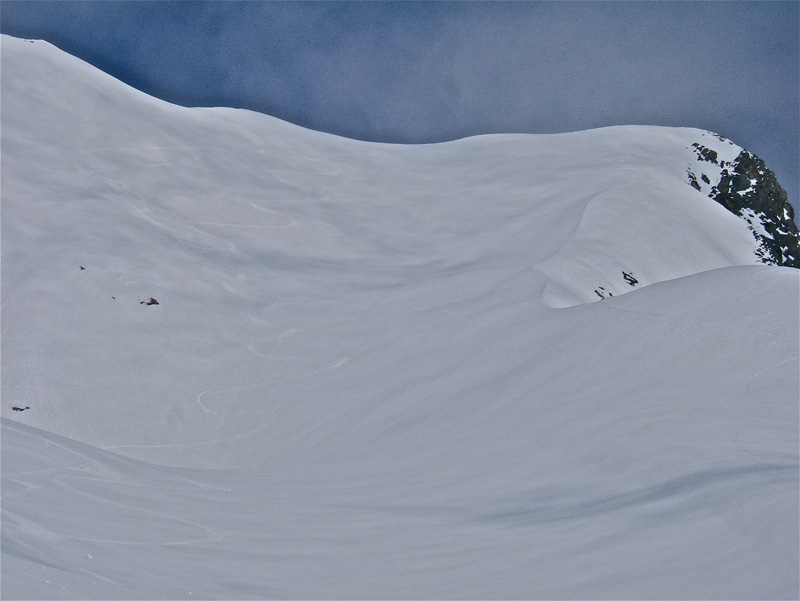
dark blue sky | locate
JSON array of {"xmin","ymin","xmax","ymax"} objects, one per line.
[{"xmin": 2, "ymin": 1, "xmax": 797, "ymax": 210}]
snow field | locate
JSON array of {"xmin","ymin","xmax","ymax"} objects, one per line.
[{"xmin": 2, "ymin": 35, "xmax": 798, "ymax": 599}]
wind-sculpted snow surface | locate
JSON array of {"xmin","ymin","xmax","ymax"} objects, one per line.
[{"xmin": 2, "ymin": 36, "xmax": 799, "ymax": 599}]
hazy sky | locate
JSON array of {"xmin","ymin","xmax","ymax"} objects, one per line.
[{"xmin": 2, "ymin": 1, "xmax": 797, "ymax": 210}]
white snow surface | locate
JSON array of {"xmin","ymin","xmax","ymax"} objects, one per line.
[{"xmin": 2, "ymin": 36, "xmax": 798, "ymax": 599}]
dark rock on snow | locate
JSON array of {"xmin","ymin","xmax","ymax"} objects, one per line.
[
  {"xmin": 710, "ymin": 150, "xmax": 799, "ymax": 267},
  {"xmin": 689, "ymin": 138, "xmax": 799, "ymax": 268}
]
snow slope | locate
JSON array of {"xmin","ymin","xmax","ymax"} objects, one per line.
[{"xmin": 2, "ymin": 35, "xmax": 798, "ymax": 599}]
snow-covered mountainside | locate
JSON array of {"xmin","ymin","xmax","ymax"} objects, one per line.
[{"xmin": 2, "ymin": 35, "xmax": 798, "ymax": 599}]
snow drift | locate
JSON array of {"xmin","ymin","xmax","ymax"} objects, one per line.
[{"xmin": 2, "ymin": 35, "xmax": 798, "ymax": 599}]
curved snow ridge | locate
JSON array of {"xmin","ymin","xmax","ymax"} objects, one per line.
[{"xmin": 529, "ymin": 126, "xmax": 793, "ymax": 308}]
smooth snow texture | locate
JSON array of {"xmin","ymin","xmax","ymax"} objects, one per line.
[{"xmin": 2, "ymin": 36, "xmax": 798, "ymax": 599}]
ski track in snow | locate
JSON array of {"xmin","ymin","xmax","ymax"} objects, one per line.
[
  {"xmin": 3, "ymin": 470, "xmax": 223, "ymax": 547},
  {"xmin": 744, "ymin": 355, "xmax": 799, "ymax": 395},
  {"xmin": 51, "ymin": 478, "xmax": 221, "ymax": 546},
  {"xmin": 194, "ymin": 349, "xmax": 351, "ymax": 416},
  {"xmin": 75, "ymin": 145, "xmax": 348, "ymax": 249}
]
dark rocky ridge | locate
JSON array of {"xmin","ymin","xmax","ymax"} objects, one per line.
[{"xmin": 689, "ymin": 139, "xmax": 799, "ymax": 268}]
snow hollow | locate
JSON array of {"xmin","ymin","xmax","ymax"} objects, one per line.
[{"xmin": 2, "ymin": 35, "xmax": 798, "ymax": 599}]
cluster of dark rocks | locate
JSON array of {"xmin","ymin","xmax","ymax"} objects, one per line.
[{"xmin": 690, "ymin": 141, "xmax": 799, "ymax": 268}]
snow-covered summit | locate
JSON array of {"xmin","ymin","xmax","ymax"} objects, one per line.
[
  {"xmin": 1, "ymin": 35, "xmax": 798, "ymax": 599},
  {"xmin": 2, "ymin": 36, "xmax": 793, "ymax": 312}
]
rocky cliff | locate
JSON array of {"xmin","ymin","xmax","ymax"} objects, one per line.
[{"xmin": 687, "ymin": 132, "xmax": 799, "ymax": 268}]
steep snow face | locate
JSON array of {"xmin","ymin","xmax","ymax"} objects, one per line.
[{"xmin": 2, "ymin": 36, "xmax": 798, "ymax": 599}]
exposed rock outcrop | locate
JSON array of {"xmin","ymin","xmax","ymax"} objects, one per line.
[{"xmin": 687, "ymin": 134, "xmax": 799, "ymax": 268}]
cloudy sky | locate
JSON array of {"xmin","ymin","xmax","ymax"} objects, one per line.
[{"xmin": 2, "ymin": 1, "xmax": 797, "ymax": 210}]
